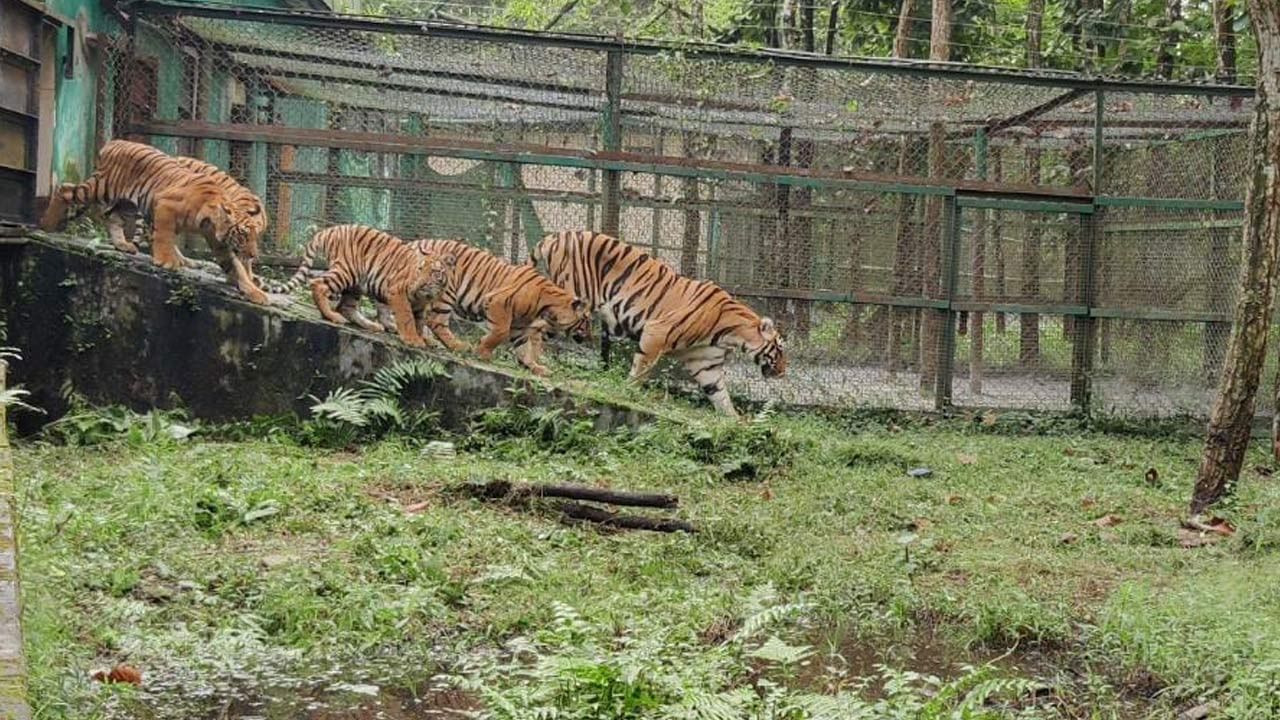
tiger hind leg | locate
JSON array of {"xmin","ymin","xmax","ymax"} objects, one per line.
[{"xmin": 309, "ymin": 275, "xmax": 349, "ymax": 325}]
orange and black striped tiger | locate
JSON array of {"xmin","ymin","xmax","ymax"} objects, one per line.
[
  {"xmin": 531, "ymin": 230, "xmax": 786, "ymax": 416},
  {"xmin": 265, "ymin": 225, "xmax": 454, "ymax": 348},
  {"xmin": 39, "ymin": 139, "xmax": 268, "ymax": 305},
  {"xmin": 128, "ymin": 155, "xmax": 268, "ymax": 271},
  {"xmin": 368, "ymin": 239, "xmax": 591, "ymax": 376}
]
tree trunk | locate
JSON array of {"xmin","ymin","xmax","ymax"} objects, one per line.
[
  {"xmin": 893, "ymin": 0, "xmax": 915, "ymax": 59},
  {"xmin": 1196, "ymin": 0, "xmax": 1280, "ymax": 513},
  {"xmin": 918, "ymin": 0, "xmax": 952, "ymax": 395},
  {"xmin": 824, "ymin": 0, "xmax": 839, "ymax": 55},
  {"xmin": 1215, "ymin": 0, "xmax": 1239, "ymax": 83},
  {"xmin": 1157, "ymin": 0, "xmax": 1183, "ymax": 79},
  {"xmin": 994, "ymin": 150, "xmax": 1007, "ymax": 334},
  {"xmin": 1205, "ymin": 3, "xmax": 1238, "ymax": 379},
  {"xmin": 1019, "ymin": 0, "xmax": 1044, "ymax": 367},
  {"xmin": 886, "ymin": 0, "xmax": 918, "ymax": 378}
]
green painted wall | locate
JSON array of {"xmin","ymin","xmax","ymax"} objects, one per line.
[{"xmin": 46, "ymin": 0, "xmax": 108, "ymax": 186}]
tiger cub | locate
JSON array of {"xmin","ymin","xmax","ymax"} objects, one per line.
[
  {"xmin": 265, "ymin": 225, "xmax": 454, "ymax": 348},
  {"xmin": 367, "ymin": 239, "xmax": 590, "ymax": 376},
  {"xmin": 531, "ymin": 230, "xmax": 786, "ymax": 416},
  {"xmin": 40, "ymin": 139, "xmax": 268, "ymax": 305}
]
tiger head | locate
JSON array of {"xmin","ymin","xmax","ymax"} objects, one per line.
[
  {"xmin": 750, "ymin": 317, "xmax": 787, "ymax": 379},
  {"xmin": 539, "ymin": 285, "xmax": 592, "ymax": 344},
  {"xmin": 411, "ymin": 251, "xmax": 456, "ymax": 303},
  {"xmin": 204, "ymin": 200, "xmax": 264, "ymax": 268}
]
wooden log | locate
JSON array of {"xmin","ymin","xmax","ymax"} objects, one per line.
[
  {"xmin": 554, "ymin": 501, "xmax": 696, "ymax": 534},
  {"xmin": 467, "ymin": 479, "xmax": 679, "ymax": 509}
]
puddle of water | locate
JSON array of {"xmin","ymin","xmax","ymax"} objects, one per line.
[{"xmin": 797, "ymin": 625, "xmax": 1065, "ymax": 696}]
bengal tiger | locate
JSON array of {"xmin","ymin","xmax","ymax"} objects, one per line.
[
  {"xmin": 365, "ymin": 239, "xmax": 591, "ymax": 376},
  {"xmin": 530, "ymin": 230, "xmax": 786, "ymax": 416},
  {"xmin": 264, "ymin": 224, "xmax": 455, "ymax": 348},
  {"xmin": 126, "ymin": 155, "xmax": 268, "ymax": 273},
  {"xmin": 39, "ymin": 139, "xmax": 268, "ymax": 305}
]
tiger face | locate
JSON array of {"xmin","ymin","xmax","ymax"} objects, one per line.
[
  {"xmin": 226, "ymin": 199, "xmax": 266, "ymax": 263},
  {"xmin": 752, "ymin": 317, "xmax": 787, "ymax": 379},
  {"xmin": 412, "ymin": 251, "xmax": 456, "ymax": 302},
  {"xmin": 540, "ymin": 288, "xmax": 591, "ymax": 343}
]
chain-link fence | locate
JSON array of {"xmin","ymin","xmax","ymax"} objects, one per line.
[{"xmin": 96, "ymin": 0, "xmax": 1258, "ymax": 418}]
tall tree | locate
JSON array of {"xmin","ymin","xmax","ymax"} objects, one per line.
[
  {"xmin": 1157, "ymin": 0, "xmax": 1184, "ymax": 78},
  {"xmin": 918, "ymin": 0, "xmax": 953, "ymax": 394},
  {"xmin": 886, "ymin": 0, "xmax": 920, "ymax": 377},
  {"xmin": 1021, "ymin": 0, "xmax": 1044, "ymax": 368},
  {"xmin": 1196, "ymin": 0, "xmax": 1280, "ymax": 513}
]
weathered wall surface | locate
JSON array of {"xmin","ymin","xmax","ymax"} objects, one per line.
[{"xmin": 0, "ymin": 235, "xmax": 652, "ymax": 435}]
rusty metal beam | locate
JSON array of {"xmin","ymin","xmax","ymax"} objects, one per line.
[{"xmin": 134, "ymin": 120, "xmax": 1094, "ymax": 200}]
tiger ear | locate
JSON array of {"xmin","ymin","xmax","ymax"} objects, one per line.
[
  {"xmin": 571, "ymin": 296, "xmax": 585, "ymax": 312},
  {"xmin": 440, "ymin": 253, "xmax": 457, "ymax": 268},
  {"xmin": 759, "ymin": 317, "xmax": 777, "ymax": 337},
  {"xmin": 202, "ymin": 203, "xmax": 233, "ymax": 239}
]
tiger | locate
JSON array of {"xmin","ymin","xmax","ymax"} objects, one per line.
[
  {"xmin": 530, "ymin": 230, "xmax": 786, "ymax": 417},
  {"xmin": 366, "ymin": 239, "xmax": 591, "ymax": 376},
  {"xmin": 39, "ymin": 139, "xmax": 268, "ymax": 305},
  {"xmin": 126, "ymin": 155, "xmax": 268, "ymax": 275},
  {"xmin": 264, "ymin": 224, "xmax": 455, "ymax": 348}
]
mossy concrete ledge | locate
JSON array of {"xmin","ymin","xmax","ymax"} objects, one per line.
[{"xmin": 0, "ymin": 234, "xmax": 655, "ymax": 434}]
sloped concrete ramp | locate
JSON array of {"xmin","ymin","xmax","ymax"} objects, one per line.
[{"xmin": 0, "ymin": 234, "xmax": 654, "ymax": 434}]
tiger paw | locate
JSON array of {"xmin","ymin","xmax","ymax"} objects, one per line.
[
  {"xmin": 404, "ymin": 336, "xmax": 428, "ymax": 349},
  {"xmin": 527, "ymin": 365, "xmax": 550, "ymax": 377},
  {"xmin": 243, "ymin": 288, "xmax": 270, "ymax": 305}
]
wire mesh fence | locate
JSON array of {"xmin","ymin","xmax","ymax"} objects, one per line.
[{"xmin": 91, "ymin": 1, "xmax": 1260, "ymax": 419}]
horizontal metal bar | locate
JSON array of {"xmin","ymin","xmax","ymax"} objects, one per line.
[
  {"xmin": 1103, "ymin": 219, "xmax": 1242, "ymax": 233},
  {"xmin": 1090, "ymin": 307, "xmax": 1232, "ymax": 323},
  {"xmin": 127, "ymin": 1, "xmax": 1253, "ymax": 96},
  {"xmin": 136, "ymin": 121, "xmax": 970, "ymax": 195},
  {"xmin": 957, "ymin": 196, "xmax": 1094, "ymax": 214},
  {"xmin": 951, "ymin": 301, "xmax": 1089, "ymax": 315},
  {"xmin": 720, "ymin": 286, "xmax": 950, "ymax": 309},
  {"xmin": 1096, "ymin": 196, "xmax": 1245, "ymax": 211}
]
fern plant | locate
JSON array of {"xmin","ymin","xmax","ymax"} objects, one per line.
[
  {"xmin": 307, "ymin": 358, "xmax": 449, "ymax": 443},
  {"xmin": 0, "ymin": 347, "xmax": 42, "ymax": 417}
]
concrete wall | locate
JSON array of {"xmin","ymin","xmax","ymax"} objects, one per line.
[{"xmin": 0, "ymin": 235, "xmax": 652, "ymax": 435}]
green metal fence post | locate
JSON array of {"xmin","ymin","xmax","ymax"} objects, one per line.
[
  {"xmin": 936, "ymin": 195, "xmax": 961, "ymax": 410},
  {"xmin": 600, "ymin": 49, "xmax": 624, "ymax": 365},
  {"xmin": 601, "ymin": 50, "xmax": 623, "ymax": 236},
  {"xmin": 1071, "ymin": 210, "xmax": 1098, "ymax": 409},
  {"xmin": 1071, "ymin": 89, "xmax": 1105, "ymax": 411}
]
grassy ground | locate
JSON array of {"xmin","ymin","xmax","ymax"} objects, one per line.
[{"xmin": 14, "ymin": 382, "xmax": 1280, "ymax": 718}]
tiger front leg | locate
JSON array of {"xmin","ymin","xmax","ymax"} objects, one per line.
[
  {"xmin": 476, "ymin": 296, "xmax": 515, "ymax": 361},
  {"xmin": 339, "ymin": 292, "xmax": 386, "ymax": 333},
  {"xmin": 514, "ymin": 328, "xmax": 550, "ymax": 377},
  {"xmin": 105, "ymin": 208, "xmax": 140, "ymax": 255},
  {"xmin": 424, "ymin": 302, "xmax": 469, "ymax": 352},
  {"xmin": 629, "ymin": 323, "xmax": 671, "ymax": 384},
  {"xmin": 387, "ymin": 292, "xmax": 429, "ymax": 348},
  {"xmin": 147, "ymin": 202, "xmax": 191, "ymax": 271},
  {"xmin": 679, "ymin": 347, "xmax": 738, "ymax": 418}
]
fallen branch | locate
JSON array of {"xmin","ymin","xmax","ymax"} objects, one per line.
[
  {"xmin": 466, "ymin": 479, "xmax": 679, "ymax": 509},
  {"xmin": 555, "ymin": 501, "xmax": 696, "ymax": 533}
]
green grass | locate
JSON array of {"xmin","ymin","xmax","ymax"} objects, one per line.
[{"xmin": 14, "ymin": 400, "xmax": 1280, "ymax": 719}]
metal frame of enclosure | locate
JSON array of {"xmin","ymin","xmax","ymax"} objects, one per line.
[{"xmin": 97, "ymin": 0, "xmax": 1258, "ymax": 418}]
